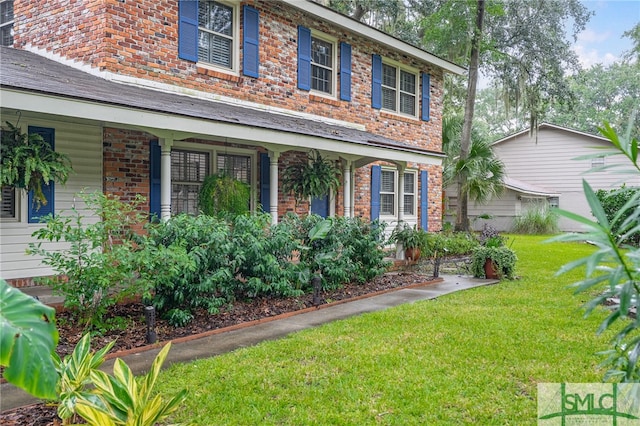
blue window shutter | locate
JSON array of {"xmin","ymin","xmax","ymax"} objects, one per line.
[
  {"xmin": 371, "ymin": 54, "xmax": 382, "ymax": 109},
  {"xmin": 370, "ymin": 165, "xmax": 381, "ymax": 221},
  {"xmin": 297, "ymin": 26, "xmax": 311, "ymax": 91},
  {"xmin": 243, "ymin": 6, "xmax": 259, "ymax": 78},
  {"xmin": 149, "ymin": 140, "xmax": 161, "ymax": 220},
  {"xmin": 311, "ymin": 195, "xmax": 329, "ymax": 218},
  {"xmin": 178, "ymin": 0, "xmax": 198, "ymax": 62},
  {"xmin": 420, "ymin": 170, "xmax": 428, "ymax": 230},
  {"xmin": 421, "ymin": 73, "xmax": 431, "ymax": 121},
  {"xmin": 339, "ymin": 42, "xmax": 351, "ymax": 101},
  {"xmin": 28, "ymin": 126, "xmax": 55, "ymax": 223},
  {"xmin": 259, "ymin": 152, "xmax": 270, "ymax": 213}
]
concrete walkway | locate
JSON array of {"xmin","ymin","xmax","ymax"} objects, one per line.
[{"xmin": 1, "ymin": 274, "xmax": 497, "ymax": 411}]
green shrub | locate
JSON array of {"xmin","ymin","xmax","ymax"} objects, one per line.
[
  {"xmin": 229, "ymin": 213, "xmax": 302, "ymax": 298},
  {"xmin": 283, "ymin": 214, "xmax": 389, "ymax": 290},
  {"xmin": 138, "ymin": 214, "xmax": 233, "ymax": 327},
  {"xmin": 511, "ymin": 204, "xmax": 559, "ymax": 234},
  {"xmin": 596, "ymin": 185, "xmax": 640, "ymax": 245},
  {"xmin": 424, "ymin": 232, "xmax": 479, "ymax": 257},
  {"xmin": 28, "ymin": 192, "xmax": 148, "ymax": 331}
]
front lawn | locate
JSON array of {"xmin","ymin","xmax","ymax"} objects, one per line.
[{"xmin": 156, "ymin": 235, "xmax": 613, "ymax": 424}]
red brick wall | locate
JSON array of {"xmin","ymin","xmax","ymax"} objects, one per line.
[
  {"xmin": 13, "ymin": 0, "xmax": 444, "ymax": 151},
  {"xmin": 14, "ymin": 0, "xmax": 445, "ymax": 230}
]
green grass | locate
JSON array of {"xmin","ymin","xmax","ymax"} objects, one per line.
[{"xmin": 157, "ymin": 235, "xmax": 615, "ymax": 425}]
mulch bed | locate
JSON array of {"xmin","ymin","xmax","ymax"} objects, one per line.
[{"xmin": 1, "ymin": 271, "xmax": 438, "ymax": 426}]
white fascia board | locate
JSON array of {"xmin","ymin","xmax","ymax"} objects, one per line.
[
  {"xmin": 2, "ymin": 89, "xmax": 442, "ymax": 166},
  {"xmin": 281, "ymin": 0, "xmax": 466, "ymax": 75}
]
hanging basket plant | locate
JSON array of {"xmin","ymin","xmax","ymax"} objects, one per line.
[
  {"xmin": 0, "ymin": 121, "xmax": 72, "ymax": 210},
  {"xmin": 281, "ymin": 150, "xmax": 341, "ymax": 211},
  {"xmin": 198, "ymin": 173, "xmax": 251, "ymax": 218}
]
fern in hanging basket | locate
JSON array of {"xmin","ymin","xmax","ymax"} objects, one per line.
[
  {"xmin": 281, "ymin": 150, "xmax": 341, "ymax": 208},
  {"xmin": 198, "ymin": 173, "xmax": 250, "ymax": 218},
  {"xmin": 0, "ymin": 121, "xmax": 72, "ymax": 209}
]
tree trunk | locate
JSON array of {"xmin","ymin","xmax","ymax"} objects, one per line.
[{"xmin": 455, "ymin": 0, "xmax": 485, "ymax": 232}]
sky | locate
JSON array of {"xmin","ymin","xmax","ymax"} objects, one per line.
[{"xmin": 573, "ymin": 0, "xmax": 640, "ymax": 68}]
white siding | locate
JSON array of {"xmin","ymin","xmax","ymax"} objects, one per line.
[
  {"xmin": 490, "ymin": 127, "xmax": 640, "ymax": 232},
  {"xmin": 494, "ymin": 127, "xmax": 640, "ymax": 194},
  {"xmin": 0, "ymin": 119, "xmax": 103, "ymax": 280}
]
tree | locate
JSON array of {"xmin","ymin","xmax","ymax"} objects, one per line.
[
  {"xmin": 456, "ymin": 0, "xmax": 485, "ymax": 231},
  {"xmin": 545, "ymin": 62, "xmax": 640, "ymax": 137},
  {"xmin": 321, "ymin": 0, "xmax": 591, "ymax": 229}
]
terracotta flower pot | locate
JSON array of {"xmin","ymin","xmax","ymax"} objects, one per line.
[
  {"xmin": 484, "ymin": 258, "xmax": 499, "ymax": 279},
  {"xmin": 405, "ymin": 247, "xmax": 421, "ymax": 261}
]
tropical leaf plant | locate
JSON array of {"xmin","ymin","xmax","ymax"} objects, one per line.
[
  {"xmin": 54, "ymin": 333, "xmax": 116, "ymax": 424},
  {"xmin": 0, "ymin": 121, "xmax": 72, "ymax": 210},
  {"xmin": 74, "ymin": 342, "xmax": 187, "ymax": 426},
  {"xmin": 0, "ymin": 279, "xmax": 59, "ymax": 400}
]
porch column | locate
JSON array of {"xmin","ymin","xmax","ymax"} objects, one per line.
[
  {"xmin": 269, "ymin": 151, "xmax": 280, "ymax": 225},
  {"xmin": 397, "ymin": 164, "xmax": 406, "ymax": 225},
  {"xmin": 343, "ymin": 159, "xmax": 352, "ymax": 217},
  {"xmin": 159, "ymin": 138, "xmax": 173, "ymax": 221}
]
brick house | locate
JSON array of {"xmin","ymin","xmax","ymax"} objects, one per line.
[{"xmin": 0, "ymin": 0, "xmax": 464, "ymax": 286}]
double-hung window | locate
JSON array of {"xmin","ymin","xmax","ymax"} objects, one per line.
[
  {"xmin": 380, "ymin": 169, "xmax": 417, "ymax": 217},
  {"xmin": 0, "ymin": 0, "xmax": 13, "ymax": 46},
  {"xmin": 198, "ymin": 0, "xmax": 236, "ymax": 70},
  {"xmin": 171, "ymin": 150, "xmax": 210, "ymax": 215},
  {"xmin": 311, "ymin": 35, "xmax": 335, "ymax": 95},
  {"xmin": 382, "ymin": 63, "xmax": 417, "ymax": 116}
]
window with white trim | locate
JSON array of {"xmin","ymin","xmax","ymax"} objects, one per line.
[
  {"xmin": 380, "ymin": 169, "xmax": 417, "ymax": 216},
  {"xmin": 380, "ymin": 169, "xmax": 395, "ymax": 215},
  {"xmin": 171, "ymin": 150, "xmax": 210, "ymax": 215},
  {"xmin": 404, "ymin": 172, "xmax": 416, "ymax": 216},
  {"xmin": 0, "ymin": 0, "xmax": 13, "ymax": 47},
  {"xmin": 198, "ymin": 0, "xmax": 236, "ymax": 70},
  {"xmin": 382, "ymin": 62, "xmax": 417, "ymax": 116},
  {"xmin": 311, "ymin": 34, "xmax": 335, "ymax": 95}
]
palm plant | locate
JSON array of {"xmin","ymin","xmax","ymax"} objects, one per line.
[{"xmin": 443, "ymin": 116, "xmax": 505, "ymax": 224}]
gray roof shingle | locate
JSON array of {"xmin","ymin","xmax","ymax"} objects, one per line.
[{"xmin": 0, "ymin": 46, "xmax": 442, "ymax": 157}]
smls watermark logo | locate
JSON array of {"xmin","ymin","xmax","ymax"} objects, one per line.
[{"xmin": 538, "ymin": 383, "xmax": 640, "ymax": 425}]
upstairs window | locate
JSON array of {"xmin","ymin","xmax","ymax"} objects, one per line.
[
  {"xmin": 311, "ymin": 35, "xmax": 335, "ymax": 95},
  {"xmin": 382, "ymin": 63, "xmax": 416, "ymax": 116},
  {"xmin": 198, "ymin": 1, "xmax": 235, "ymax": 69},
  {"xmin": 0, "ymin": 0, "xmax": 13, "ymax": 46}
]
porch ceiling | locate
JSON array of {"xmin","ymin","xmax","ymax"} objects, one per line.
[{"xmin": 0, "ymin": 46, "xmax": 444, "ymax": 167}]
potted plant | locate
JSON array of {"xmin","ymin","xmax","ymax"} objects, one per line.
[
  {"xmin": 281, "ymin": 149, "xmax": 341, "ymax": 214},
  {"xmin": 198, "ymin": 172, "xmax": 250, "ymax": 218},
  {"xmin": 0, "ymin": 121, "xmax": 72, "ymax": 210},
  {"xmin": 470, "ymin": 236, "xmax": 517, "ymax": 279},
  {"xmin": 389, "ymin": 223, "xmax": 426, "ymax": 261}
]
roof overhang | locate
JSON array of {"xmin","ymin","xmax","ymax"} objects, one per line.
[
  {"xmin": 1, "ymin": 88, "xmax": 444, "ymax": 166},
  {"xmin": 281, "ymin": 0, "xmax": 466, "ymax": 76},
  {"xmin": 503, "ymin": 177, "xmax": 559, "ymax": 197}
]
